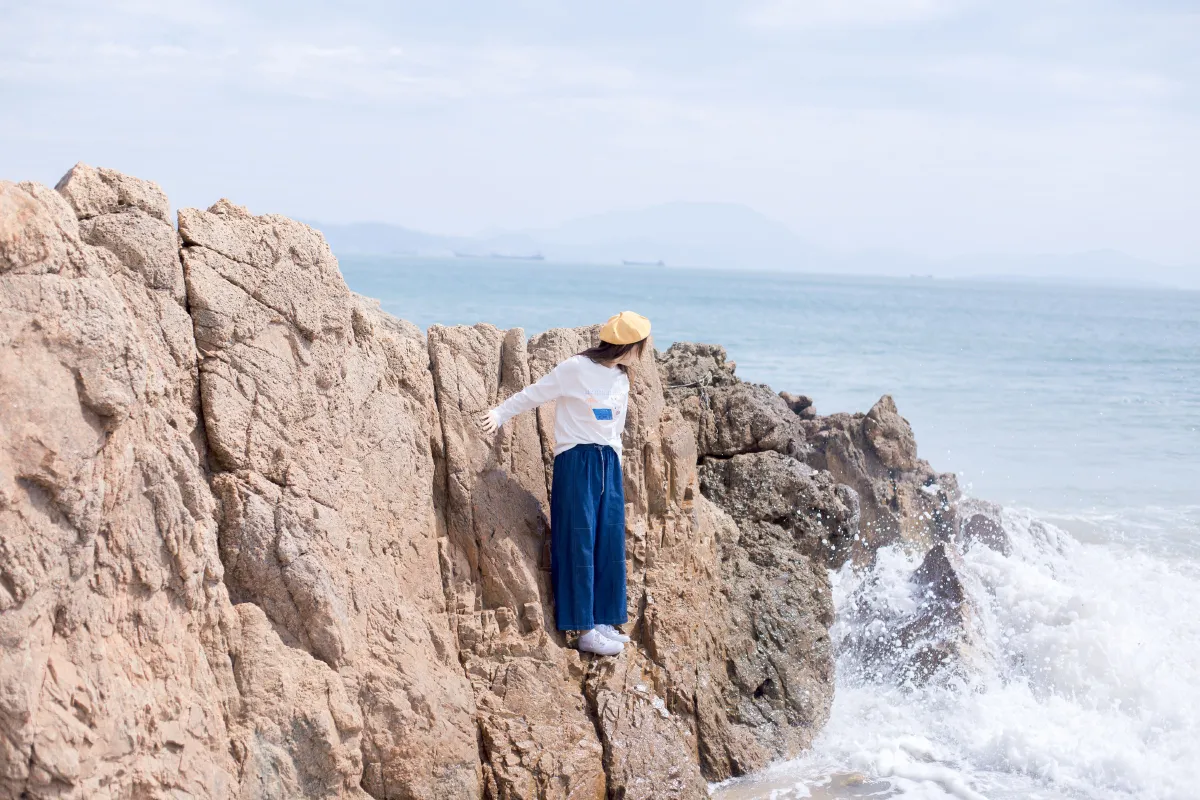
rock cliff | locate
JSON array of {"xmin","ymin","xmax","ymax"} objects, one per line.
[{"xmin": 1, "ymin": 165, "xmax": 965, "ymax": 799}]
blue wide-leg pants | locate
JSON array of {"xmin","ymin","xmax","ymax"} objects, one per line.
[{"xmin": 550, "ymin": 443, "xmax": 627, "ymax": 631}]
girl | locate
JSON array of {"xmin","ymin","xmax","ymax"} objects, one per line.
[{"xmin": 477, "ymin": 311, "xmax": 651, "ymax": 656}]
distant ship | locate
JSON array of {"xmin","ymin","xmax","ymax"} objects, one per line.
[{"xmin": 622, "ymin": 259, "xmax": 665, "ymax": 267}]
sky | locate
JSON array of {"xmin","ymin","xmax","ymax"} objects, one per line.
[{"xmin": 1, "ymin": 0, "xmax": 1198, "ymax": 265}]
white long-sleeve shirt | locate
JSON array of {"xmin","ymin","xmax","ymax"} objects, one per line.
[{"xmin": 490, "ymin": 355, "xmax": 630, "ymax": 457}]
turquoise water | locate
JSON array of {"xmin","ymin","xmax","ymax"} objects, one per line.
[
  {"xmin": 340, "ymin": 254, "xmax": 1200, "ymax": 799},
  {"xmin": 340, "ymin": 255, "xmax": 1199, "ymax": 518}
]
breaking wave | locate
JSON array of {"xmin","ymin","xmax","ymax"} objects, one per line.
[{"xmin": 712, "ymin": 505, "xmax": 1200, "ymax": 799}]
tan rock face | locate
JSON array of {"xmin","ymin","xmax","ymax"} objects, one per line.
[
  {"xmin": 0, "ymin": 167, "xmax": 367, "ymax": 800},
  {"xmin": 427, "ymin": 325, "xmax": 845, "ymax": 796},
  {"xmin": 0, "ymin": 175, "xmax": 237, "ymax": 799},
  {"xmin": 426, "ymin": 322, "xmax": 731, "ymax": 799},
  {"xmin": 427, "ymin": 321, "xmax": 607, "ymax": 800},
  {"xmin": 179, "ymin": 199, "xmax": 480, "ymax": 799},
  {"xmin": 2, "ymin": 163, "xmax": 968, "ymax": 799},
  {"xmin": 55, "ymin": 162, "xmax": 172, "ymax": 224}
]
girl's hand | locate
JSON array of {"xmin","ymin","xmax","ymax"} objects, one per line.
[{"xmin": 477, "ymin": 410, "xmax": 498, "ymax": 435}]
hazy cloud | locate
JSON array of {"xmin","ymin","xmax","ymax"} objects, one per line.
[{"xmin": 1, "ymin": 0, "xmax": 1197, "ymax": 266}]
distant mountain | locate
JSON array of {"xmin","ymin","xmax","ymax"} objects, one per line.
[
  {"xmin": 521, "ymin": 202, "xmax": 812, "ymax": 269},
  {"xmin": 306, "ymin": 202, "xmax": 812, "ymax": 268},
  {"xmin": 305, "ymin": 207, "xmax": 1198, "ymax": 290}
]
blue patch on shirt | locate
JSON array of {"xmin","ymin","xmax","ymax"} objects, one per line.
[{"xmin": 592, "ymin": 408, "xmax": 614, "ymax": 421}]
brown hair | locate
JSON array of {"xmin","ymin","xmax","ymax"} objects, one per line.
[{"xmin": 579, "ymin": 338, "xmax": 648, "ymax": 375}]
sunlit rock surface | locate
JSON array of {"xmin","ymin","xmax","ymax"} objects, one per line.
[{"xmin": 1, "ymin": 165, "xmax": 970, "ymax": 799}]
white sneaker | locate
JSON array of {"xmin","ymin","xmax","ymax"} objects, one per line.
[
  {"xmin": 578, "ymin": 628, "xmax": 623, "ymax": 656},
  {"xmin": 596, "ymin": 624, "xmax": 631, "ymax": 644}
]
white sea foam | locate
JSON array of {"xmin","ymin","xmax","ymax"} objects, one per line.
[{"xmin": 711, "ymin": 506, "xmax": 1200, "ymax": 800}]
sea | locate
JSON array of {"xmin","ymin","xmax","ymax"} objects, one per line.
[{"xmin": 341, "ymin": 255, "xmax": 1199, "ymax": 800}]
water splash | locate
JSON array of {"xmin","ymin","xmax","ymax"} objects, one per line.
[{"xmin": 712, "ymin": 507, "xmax": 1200, "ymax": 799}]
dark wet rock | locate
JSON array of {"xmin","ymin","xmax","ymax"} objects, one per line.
[
  {"xmin": 780, "ymin": 391, "xmax": 816, "ymax": 419},
  {"xmin": 898, "ymin": 543, "xmax": 983, "ymax": 681},
  {"xmin": 958, "ymin": 498, "xmax": 1011, "ymax": 555},
  {"xmin": 841, "ymin": 542, "xmax": 983, "ymax": 685},
  {"xmin": 657, "ymin": 342, "xmax": 809, "ymax": 459},
  {"xmin": 803, "ymin": 395, "xmax": 960, "ymax": 561},
  {"xmin": 699, "ymin": 451, "xmax": 858, "ymax": 566}
]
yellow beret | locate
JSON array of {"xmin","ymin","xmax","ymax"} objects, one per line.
[{"xmin": 599, "ymin": 311, "xmax": 651, "ymax": 345}]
